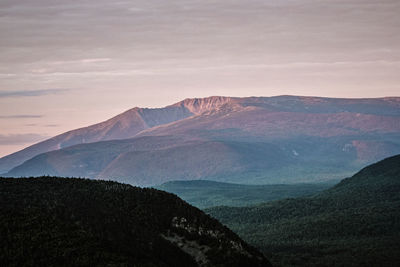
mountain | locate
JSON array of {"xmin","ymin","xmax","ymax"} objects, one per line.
[
  {"xmin": 0, "ymin": 104, "xmax": 195, "ymax": 174},
  {"xmin": 3, "ymin": 96, "xmax": 400, "ymax": 185},
  {"xmin": 0, "ymin": 177, "xmax": 271, "ymax": 267},
  {"xmin": 0, "ymin": 96, "xmax": 232, "ymax": 174},
  {"xmin": 206, "ymin": 155, "xmax": 400, "ymax": 266},
  {"xmin": 139, "ymin": 96, "xmax": 400, "ymax": 140},
  {"xmin": 155, "ymin": 180, "xmax": 332, "ymax": 209}
]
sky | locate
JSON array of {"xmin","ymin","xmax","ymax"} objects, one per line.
[{"xmin": 0, "ymin": 0, "xmax": 400, "ymax": 157}]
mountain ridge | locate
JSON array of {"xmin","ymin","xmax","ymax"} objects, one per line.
[
  {"xmin": 0, "ymin": 96, "xmax": 242, "ymax": 173},
  {"xmin": 2, "ymin": 96, "xmax": 400, "ymax": 185}
]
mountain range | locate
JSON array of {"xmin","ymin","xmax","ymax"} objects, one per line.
[{"xmin": 2, "ymin": 96, "xmax": 400, "ymax": 185}]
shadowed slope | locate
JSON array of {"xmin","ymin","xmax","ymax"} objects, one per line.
[
  {"xmin": 0, "ymin": 177, "xmax": 271, "ymax": 267},
  {"xmin": 7, "ymin": 138, "xmax": 293, "ymax": 185}
]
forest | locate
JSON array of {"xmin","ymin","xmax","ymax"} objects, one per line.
[
  {"xmin": 207, "ymin": 155, "xmax": 400, "ymax": 266},
  {"xmin": 0, "ymin": 177, "xmax": 270, "ymax": 267}
]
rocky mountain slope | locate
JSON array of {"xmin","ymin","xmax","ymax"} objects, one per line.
[
  {"xmin": 0, "ymin": 177, "xmax": 271, "ymax": 267},
  {"xmin": 207, "ymin": 155, "xmax": 400, "ymax": 266},
  {"xmin": 3, "ymin": 96, "xmax": 400, "ymax": 185}
]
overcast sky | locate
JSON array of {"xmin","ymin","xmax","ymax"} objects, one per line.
[{"xmin": 0, "ymin": 0, "xmax": 400, "ymax": 157}]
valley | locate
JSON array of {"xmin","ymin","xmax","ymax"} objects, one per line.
[{"xmin": 156, "ymin": 180, "xmax": 333, "ymax": 209}]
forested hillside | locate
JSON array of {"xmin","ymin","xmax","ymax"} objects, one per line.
[
  {"xmin": 0, "ymin": 177, "xmax": 271, "ymax": 267},
  {"xmin": 207, "ymin": 155, "xmax": 400, "ymax": 266}
]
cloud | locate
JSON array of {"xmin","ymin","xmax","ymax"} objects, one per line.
[
  {"xmin": 26, "ymin": 70, "xmax": 155, "ymax": 77},
  {"xmin": 80, "ymin": 58, "xmax": 112, "ymax": 64},
  {"xmin": 22, "ymin": 60, "xmax": 400, "ymax": 78},
  {"xmin": 49, "ymin": 58, "xmax": 112, "ymax": 65},
  {"xmin": 0, "ymin": 73, "xmax": 17, "ymax": 78},
  {"xmin": 0, "ymin": 115, "xmax": 43, "ymax": 119},
  {"xmin": 0, "ymin": 133, "xmax": 49, "ymax": 145},
  {"xmin": 0, "ymin": 89, "xmax": 69, "ymax": 98},
  {"xmin": 25, "ymin": 123, "xmax": 59, "ymax": 127}
]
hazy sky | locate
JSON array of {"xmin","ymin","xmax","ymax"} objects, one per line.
[{"xmin": 1, "ymin": 0, "xmax": 400, "ymax": 157}]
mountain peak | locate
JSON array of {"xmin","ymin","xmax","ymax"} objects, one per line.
[{"xmin": 173, "ymin": 96, "xmax": 236, "ymax": 114}]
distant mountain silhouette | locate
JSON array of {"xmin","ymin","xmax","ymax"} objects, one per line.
[{"xmin": 3, "ymin": 96, "xmax": 400, "ymax": 185}]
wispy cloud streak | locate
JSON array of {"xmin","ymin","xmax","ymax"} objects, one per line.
[
  {"xmin": 49, "ymin": 58, "xmax": 112, "ymax": 65},
  {"xmin": 0, "ymin": 115, "xmax": 43, "ymax": 119},
  {"xmin": 25, "ymin": 123, "xmax": 59, "ymax": 127},
  {"xmin": 0, "ymin": 89, "xmax": 69, "ymax": 98}
]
